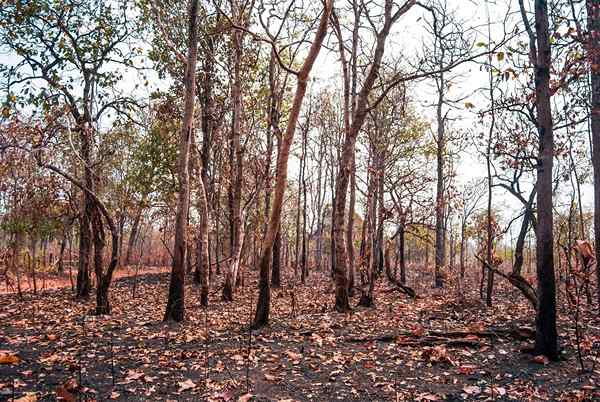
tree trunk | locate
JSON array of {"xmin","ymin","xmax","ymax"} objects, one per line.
[
  {"xmin": 588, "ymin": 0, "xmax": 600, "ymax": 310},
  {"xmin": 399, "ymin": 224, "xmax": 406, "ymax": 285},
  {"xmin": 434, "ymin": 73, "xmax": 446, "ymax": 288},
  {"xmin": 347, "ymin": 154, "xmax": 356, "ymax": 295},
  {"xmin": 125, "ymin": 205, "xmax": 143, "ymax": 266},
  {"xmin": 332, "ymin": 8, "xmax": 404, "ymax": 312},
  {"xmin": 271, "ymin": 227, "xmax": 281, "ymax": 287},
  {"xmin": 533, "ymin": 0, "xmax": 558, "ymax": 360},
  {"xmin": 252, "ymin": 0, "xmax": 332, "ymax": 328},
  {"xmin": 164, "ymin": 0, "xmax": 199, "ymax": 322},
  {"xmin": 223, "ymin": 22, "xmax": 244, "ymax": 300},
  {"xmin": 77, "ymin": 126, "xmax": 93, "ymax": 298},
  {"xmin": 58, "ymin": 234, "xmax": 66, "ymax": 274}
]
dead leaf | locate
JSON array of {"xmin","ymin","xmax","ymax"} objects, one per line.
[
  {"xmin": 458, "ymin": 365, "xmax": 476, "ymax": 375},
  {"xmin": 463, "ymin": 385, "xmax": 481, "ymax": 395},
  {"xmin": 177, "ymin": 379, "xmax": 196, "ymax": 393},
  {"xmin": 0, "ymin": 351, "xmax": 21, "ymax": 365},
  {"xmin": 238, "ymin": 393, "xmax": 253, "ymax": 402},
  {"xmin": 15, "ymin": 393, "xmax": 37, "ymax": 402},
  {"xmin": 264, "ymin": 373, "xmax": 278, "ymax": 382},
  {"xmin": 532, "ymin": 355, "xmax": 550, "ymax": 365},
  {"xmin": 56, "ymin": 386, "xmax": 76, "ymax": 402}
]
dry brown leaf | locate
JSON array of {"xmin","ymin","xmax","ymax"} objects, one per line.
[
  {"xmin": 238, "ymin": 393, "xmax": 253, "ymax": 402},
  {"xmin": 14, "ymin": 393, "xmax": 37, "ymax": 402},
  {"xmin": 463, "ymin": 385, "xmax": 481, "ymax": 395},
  {"xmin": 55, "ymin": 386, "xmax": 76, "ymax": 402},
  {"xmin": 264, "ymin": 373, "xmax": 278, "ymax": 382},
  {"xmin": 177, "ymin": 379, "xmax": 196, "ymax": 393},
  {"xmin": 532, "ymin": 355, "xmax": 550, "ymax": 365},
  {"xmin": 0, "ymin": 351, "xmax": 20, "ymax": 365}
]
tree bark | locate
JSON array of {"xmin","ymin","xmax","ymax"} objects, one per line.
[
  {"xmin": 125, "ymin": 204, "xmax": 143, "ymax": 266},
  {"xmin": 588, "ymin": 0, "xmax": 600, "ymax": 310},
  {"xmin": 164, "ymin": 0, "xmax": 199, "ymax": 322},
  {"xmin": 223, "ymin": 16, "xmax": 245, "ymax": 300},
  {"xmin": 434, "ymin": 71, "xmax": 446, "ymax": 288},
  {"xmin": 76, "ymin": 125, "xmax": 93, "ymax": 299},
  {"xmin": 252, "ymin": 0, "xmax": 332, "ymax": 328},
  {"xmin": 532, "ymin": 0, "xmax": 558, "ymax": 360},
  {"xmin": 332, "ymin": 1, "xmax": 415, "ymax": 311}
]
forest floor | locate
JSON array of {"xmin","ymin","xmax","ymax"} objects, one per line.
[{"xmin": 1, "ymin": 266, "xmax": 599, "ymax": 401}]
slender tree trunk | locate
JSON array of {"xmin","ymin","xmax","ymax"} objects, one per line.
[
  {"xmin": 125, "ymin": 205, "xmax": 143, "ymax": 266},
  {"xmin": 252, "ymin": 0, "xmax": 332, "ymax": 328},
  {"xmin": 460, "ymin": 221, "xmax": 466, "ymax": 279},
  {"xmin": 92, "ymin": 207, "xmax": 108, "ymax": 314},
  {"xmin": 399, "ymin": 224, "xmax": 406, "ymax": 285},
  {"xmin": 272, "ymin": 228, "xmax": 281, "ymax": 287},
  {"xmin": 164, "ymin": 0, "xmax": 199, "ymax": 322},
  {"xmin": 347, "ymin": 154, "xmax": 356, "ymax": 295},
  {"xmin": 223, "ymin": 25, "xmax": 244, "ymax": 301},
  {"xmin": 195, "ymin": 170, "xmax": 211, "ymax": 306},
  {"xmin": 532, "ymin": 0, "xmax": 558, "ymax": 360},
  {"xmin": 76, "ymin": 125, "xmax": 93, "ymax": 298},
  {"xmin": 58, "ymin": 234, "xmax": 66, "ymax": 274},
  {"xmin": 434, "ymin": 73, "xmax": 446, "ymax": 288},
  {"xmin": 588, "ymin": 0, "xmax": 600, "ymax": 309}
]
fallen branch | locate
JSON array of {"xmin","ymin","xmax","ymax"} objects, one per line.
[
  {"xmin": 475, "ymin": 255, "xmax": 537, "ymax": 308},
  {"xmin": 344, "ymin": 326, "xmax": 534, "ymax": 345}
]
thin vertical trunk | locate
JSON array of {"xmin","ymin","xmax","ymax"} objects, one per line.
[
  {"xmin": 485, "ymin": 3, "xmax": 496, "ymax": 307},
  {"xmin": 125, "ymin": 205, "xmax": 143, "ymax": 266},
  {"xmin": 252, "ymin": 0, "xmax": 332, "ymax": 328},
  {"xmin": 347, "ymin": 155, "xmax": 356, "ymax": 294},
  {"xmin": 434, "ymin": 72, "xmax": 446, "ymax": 288},
  {"xmin": 399, "ymin": 224, "xmax": 406, "ymax": 285},
  {"xmin": 460, "ymin": 220, "xmax": 466, "ymax": 279},
  {"xmin": 588, "ymin": 0, "xmax": 600, "ymax": 309},
  {"xmin": 223, "ymin": 22, "xmax": 245, "ymax": 301},
  {"xmin": 164, "ymin": 0, "xmax": 199, "ymax": 322},
  {"xmin": 58, "ymin": 234, "xmax": 66, "ymax": 274},
  {"xmin": 77, "ymin": 126, "xmax": 93, "ymax": 298},
  {"xmin": 532, "ymin": 0, "xmax": 558, "ymax": 360}
]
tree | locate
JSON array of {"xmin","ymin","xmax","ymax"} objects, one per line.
[
  {"xmin": 252, "ymin": 0, "xmax": 333, "ymax": 328},
  {"xmin": 520, "ymin": 0, "xmax": 559, "ymax": 359},
  {"xmin": 0, "ymin": 0, "xmax": 141, "ymax": 307},
  {"xmin": 588, "ymin": 0, "xmax": 600, "ymax": 308},
  {"xmin": 164, "ymin": 0, "xmax": 200, "ymax": 322}
]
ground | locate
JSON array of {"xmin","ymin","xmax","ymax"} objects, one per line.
[{"xmin": 1, "ymin": 266, "xmax": 599, "ymax": 401}]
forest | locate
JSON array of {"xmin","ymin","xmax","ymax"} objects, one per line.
[{"xmin": 0, "ymin": 0, "xmax": 599, "ymax": 400}]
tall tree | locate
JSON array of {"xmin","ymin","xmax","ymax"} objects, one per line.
[
  {"xmin": 588, "ymin": 0, "xmax": 600, "ymax": 308},
  {"xmin": 520, "ymin": 0, "xmax": 558, "ymax": 359},
  {"xmin": 252, "ymin": 0, "xmax": 333, "ymax": 328},
  {"xmin": 164, "ymin": 0, "xmax": 200, "ymax": 322}
]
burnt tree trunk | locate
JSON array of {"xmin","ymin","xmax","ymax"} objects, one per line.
[
  {"xmin": 532, "ymin": 0, "xmax": 558, "ymax": 360},
  {"xmin": 588, "ymin": 0, "xmax": 600, "ymax": 309}
]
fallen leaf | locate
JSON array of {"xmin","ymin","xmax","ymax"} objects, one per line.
[
  {"xmin": 238, "ymin": 393, "xmax": 253, "ymax": 402},
  {"xmin": 177, "ymin": 379, "xmax": 196, "ymax": 393},
  {"xmin": 458, "ymin": 365, "xmax": 476, "ymax": 375},
  {"xmin": 264, "ymin": 373, "xmax": 278, "ymax": 382},
  {"xmin": 15, "ymin": 393, "xmax": 37, "ymax": 402},
  {"xmin": 463, "ymin": 385, "xmax": 481, "ymax": 395},
  {"xmin": 532, "ymin": 355, "xmax": 550, "ymax": 365},
  {"xmin": 0, "ymin": 351, "xmax": 20, "ymax": 365}
]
